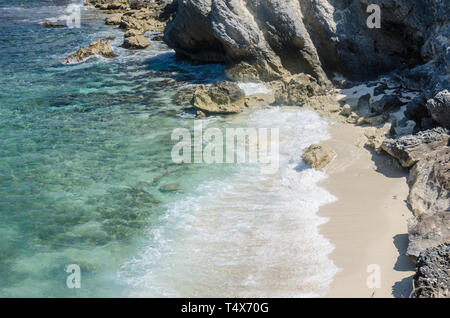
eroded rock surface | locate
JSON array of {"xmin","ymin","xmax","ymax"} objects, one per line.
[
  {"xmin": 164, "ymin": 0, "xmax": 448, "ymax": 88},
  {"xmin": 192, "ymin": 81, "xmax": 246, "ymax": 114},
  {"xmin": 62, "ymin": 37, "xmax": 118, "ymax": 64},
  {"xmin": 302, "ymin": 144, "xmax": 336, "ymax": 170},
  {"xmin": 408, "ymin": 146, "xmax": 450, "ymax": 217},
  {"xmin": 411, "ymin": 244, "xmax": 450, "ymax": 298}
]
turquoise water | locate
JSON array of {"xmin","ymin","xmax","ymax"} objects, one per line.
[{"xmin": 0, "ymin": 1, "xmax": 338, "ymax": 297}]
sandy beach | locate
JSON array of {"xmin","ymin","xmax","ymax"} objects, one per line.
[{"xmin": 319, "ymin": 121, "xmax": 417, "ymax": 298}]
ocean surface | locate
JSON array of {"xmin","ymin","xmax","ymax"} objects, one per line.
[{"xmin": 0, "ymin": 0, "xmax": 338, "ymax": 297}]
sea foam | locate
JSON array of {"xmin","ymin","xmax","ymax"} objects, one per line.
[{"xmin": 119, "ymin": 108, "xmax": 339, "ymax": 297}]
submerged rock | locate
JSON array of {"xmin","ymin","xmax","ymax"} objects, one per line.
[
  {"xmin": 41, "ymin": 22, "xmax": 66, "ymax": 28},
  {"xmin": 192, "ymin": 81, "xmax": 246, "ymax": 114},
  {"xmin": 411, "ymin": 244, "xmax": 450, "ymax": 298},
  {"xmin": 62, "ymin": 37, "xmax": 118, "ymax": 64},
  {"xmin": 159, "ymin": 183, "xmax": 184, "ymax": 192},
  {"xmin": 381, "ymin": 128, "xmax": 449, "ymax": 168},
  {"xmin": 302, "ymin": 144, "xmax": 336, "ymax": 170}
]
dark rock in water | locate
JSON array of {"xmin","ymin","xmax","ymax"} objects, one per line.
[
  {"xmin": 382, "ymin": 128, "xmax": 449, "ymax": 168},
  {"xmin": 426, "ymin": 90, "xmax": 450, "ymax": 129},
  {"xmin": 411, "ymin": 244, "xmax": 450, "ymax": 298},
  {"xmin": 151, "ymin": 34, "xmax": 164, "ymax": 41},
  {"xmin": 370, "ymin": 95, "xmax": 403, "ymax": 114},
  {"xmin": 356, "ymin": 93, "xmax": 371, "ymax": 111},
  {"xmin": 192, "ymin": 81, "xmax": 245, "ymax": 114},
  {"xmin": 374, "ymin": 83, "xmax": 388, "ymax": 96},
  {"xmin": 408, "ymin": 146, "xmax": 450, "ymax": 217},
  {"xmin": 408, "ymin": 213, "xmax": 450, "ymax": 262},
  {"xmin": 41, "ymin": 22, "xmax": 66, "ymax": 28}
]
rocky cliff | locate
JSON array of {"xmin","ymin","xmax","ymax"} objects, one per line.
[{"xmin": 164, "ymin": 0, "xmax": 448, "ymax": 88}]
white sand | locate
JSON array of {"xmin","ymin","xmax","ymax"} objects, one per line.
[{"xmin": 318, "ymin": 122, "xmax": 417, "ymax": 298}]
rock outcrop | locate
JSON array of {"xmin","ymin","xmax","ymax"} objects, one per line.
[
  {"xmin": 191, "ymin": 81, "xmax": 246, "ymax": 114},
  {"xmin": 381, "ymin": 128, "xmax": 449, "ymax": 168},
  {"xmin": 62, "ymin": 37, "xmax": 118, "ymax": 64},
  {"xmin": 164, "ymin": 0, "xmax": 448, "ymax": 88},
  {"xmin": 408, "ymin": 146, "xmax": 450, "ymax": 217},
  {"xmin": 411, "ymin": 244, "xmax": 450, "ymax": 298},
  {"xmin": 122, "ymin": 33, "xmax": 150, "ymax": 49},
  {"xmin": 408, "ymin": 213, "xmax": 450, "ymax": 262},
  {"xmin": 427, "ymin": 90, "xmax": 450, "ymax": 129},
  {"xmin": 87, "ymin": 0, "xmax": 176, "ymax": 50},
  {"xmin": 302, "ymin": 144, "xmax": 336, "ymax": 170}
]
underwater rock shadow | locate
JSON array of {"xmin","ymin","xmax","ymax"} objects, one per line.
[{"xmin": 144, "ymin": 52, "xmax": 227, "ymax": 84}]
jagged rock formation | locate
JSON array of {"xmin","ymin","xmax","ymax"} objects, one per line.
[
  {"xmin": 408, "ymin": 146, "xmax": 450, "ymax": 218},
  {"xmin": 86, "ymin": 0, "xmax": 176, "ymax": 49},
  {"xmin": 411, "ymin": 244, "xmax": 450, "ymax": 298},
  {"xmin": 406, "ymin": 146, "xmax": 450, "ymax": 262},
  {"xmin": 164, "ymin": 0, "xmax": 449, "ymax": 87},
  {"xmin": 408, "ymin": 213, "xmax": 450, "ymax": 262},
  {"xmin": 302, "ymin": 144, "xmax": 336, "ymax": 170},
  {"xmin": 427, "ymin": 90, "xmax": 450, "ymax": 129},
  {"xmin": 381, "ymin": 128, "xmax": 449, "ymax": 168},
  {"xmin": 62, "ymin": 37, "xmax": 117, "ymax": 64}
]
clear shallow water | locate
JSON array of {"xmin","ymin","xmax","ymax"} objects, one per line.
[{"xmin": 0, "ymin": 1, "xmax": 338, "ymax": 297}]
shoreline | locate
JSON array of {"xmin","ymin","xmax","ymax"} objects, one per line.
[{"xmin": 318, "ymin": 121, "xmax": 417, "ymax": 298}]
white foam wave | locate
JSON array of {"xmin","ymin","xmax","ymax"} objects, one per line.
[
  {"xmin": 119, "ymin": 108, "xmax": 339, "ymax": 297},
  {"xmin": 237, "ymin": 82, "xmax": 272, "ymax": 95}
]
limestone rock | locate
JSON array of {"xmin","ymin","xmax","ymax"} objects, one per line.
[
  {"xmin": 407, "ymin": 214, "xmax": 450, "ymax": 262},
  {"xmin": 408, "ymin": 146, "xmax": 450, "ymax": 217},
  {"xmin": 192, "ymin": 81, "xmax": 246, "ymax": 114},
  {"xmin": 273, "ymin": 74, "xmax": 326, "ymax": 105},
  {"xmin": 62, "ymin": 37, "xmax": 117, "ymax": 64},
  {"xmin": 122, "ymin": 34, "xmax": 149, "ymax": 49},
  {"xmin": 426, "ymin": 90, "xmax": 450, "ymax": 129},
  {"xmin": 364, "ymin": 123, "xmax": 392, "ymax": 153},
  {"xmin": 164, "ymin": 0, "xmax": 447, "ymax": 85},
  {"xmin": 381, "ymin": 128, "xmax": 449, "ymax": 168},
  {"xmin": 302, "ymin": 144, "xmax": 336, "ymax": 170},
  {"xmin": 105, "ymin": 15, "xmax": 122, "ymax": 25},
  {"xmin": 411, "ymin": 244, "xmax": 450, "ymax": 298}
]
